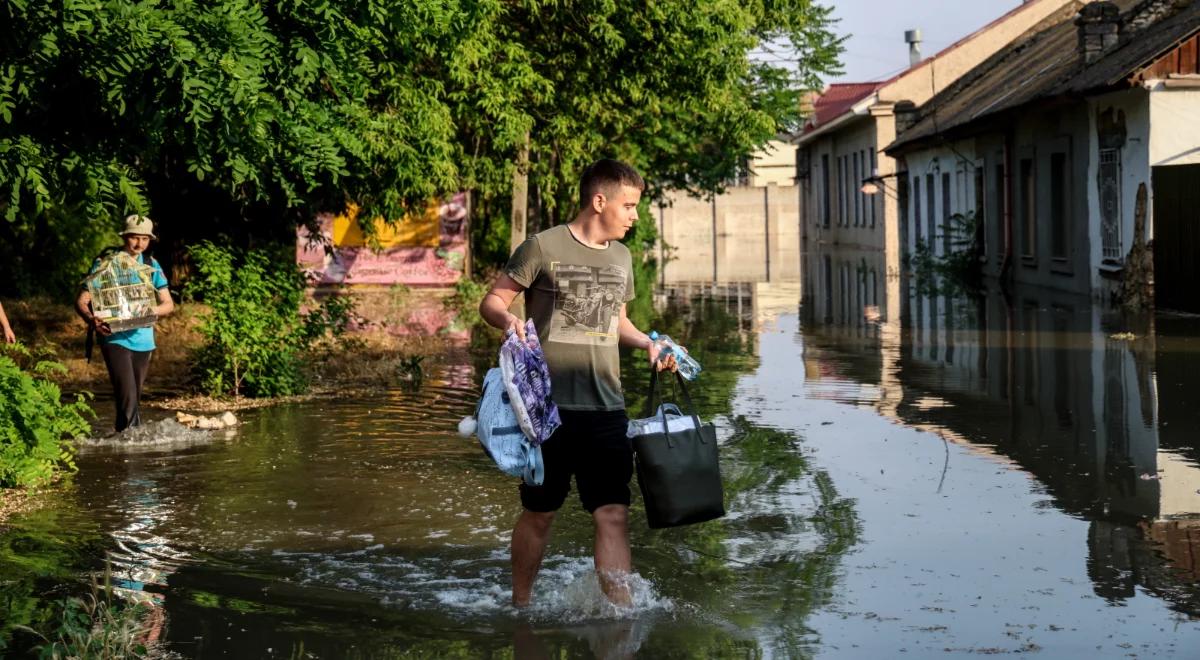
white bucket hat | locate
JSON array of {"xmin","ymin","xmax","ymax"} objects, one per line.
[{"xmin": 121, "ymin": 214, "xmax": 157, "ymax": 239}]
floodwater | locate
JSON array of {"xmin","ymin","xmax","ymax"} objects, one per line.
[{"xmin": 2, "ymin": 248, "xmax": 1200, "ymax": 658}]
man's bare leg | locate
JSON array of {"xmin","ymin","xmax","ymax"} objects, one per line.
[
  {"xmin": 593, "ymin": 504, "xmax": 632, "ymax": 606},
  {"xmin": 512, "ymin": 509, "xmax": 555, "ymax": 607}
]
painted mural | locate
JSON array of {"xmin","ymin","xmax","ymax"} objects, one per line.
[{"xmin": 297, "ymin": 192, "xmax": 469, "ymax": 286}]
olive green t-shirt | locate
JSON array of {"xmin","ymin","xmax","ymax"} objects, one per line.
[{"xmin": 506, "ymin": 224, "xmax": 636, "ymax": 411}]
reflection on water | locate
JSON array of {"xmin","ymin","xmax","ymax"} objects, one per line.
[
  {"xmin": 790, "ymin": 245, "xmax": 1200, "ymax": 654},
  {"xmin": 9, "ymin": 260, "xmax": 1198, "ymax": 656},
  {"xmin": 0, "ymin": 287, "xmax": 854, "ymax": 658}
]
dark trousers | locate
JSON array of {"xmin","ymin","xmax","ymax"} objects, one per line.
[{"xmin": 99, "ymin": 343, "xmax": 153, "ymax": 432}]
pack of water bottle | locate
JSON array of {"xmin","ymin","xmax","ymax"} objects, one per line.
[
  {"xmin": 649, "ymin": 331, "xmax": 702, "ymax": 380},
  {"xmin": 626, "ymin": 403, "xmax": 698, "ymax": 438}
]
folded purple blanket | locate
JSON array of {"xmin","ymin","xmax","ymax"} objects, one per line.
[{"xmin": 500, "ymin": 320, "xmax": 561, "ymax": 446}]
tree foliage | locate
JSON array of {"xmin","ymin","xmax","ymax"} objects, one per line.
[
  {"xmin": 462, "ymin": 0, "xmax": 843, "ymax": 264},
  {"xmin": 0, "ymin": 0, "xmax": 841, "ymax": 293}
]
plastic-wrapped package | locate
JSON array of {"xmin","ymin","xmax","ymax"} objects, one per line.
[{"xmin": 498, "ymin": 319, "xmax": 561, "ymax": 446}]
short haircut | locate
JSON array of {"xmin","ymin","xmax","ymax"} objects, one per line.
[{"xmin": 578, "ymin": 159, "xmax": 645, "ymax": 210}]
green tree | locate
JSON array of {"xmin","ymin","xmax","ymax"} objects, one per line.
[
  {"xmin": 0, "ymin": 0, "xmax": 480, "ymax": 294},
  {"xmin": 0, "ymin": 0, "xmax": 840, "ymax": 294},
  {"xmin": 461, "ymin": 0, "xmax": 842, "ymax": 266}
]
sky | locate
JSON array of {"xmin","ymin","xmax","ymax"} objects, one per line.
[{"xmin": 826, "ymin": 0, "xmax": 1025, "ymax": 84}]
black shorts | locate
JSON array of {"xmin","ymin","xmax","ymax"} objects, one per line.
[{"xmin": 519, "ymin": 408, "xmax": 632, "ymax": 514}]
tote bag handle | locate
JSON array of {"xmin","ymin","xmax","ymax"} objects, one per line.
[{"xmin": 644, "ymin": 369, "xmax": 705, "ymax": 446}]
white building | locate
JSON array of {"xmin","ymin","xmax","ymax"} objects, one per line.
[{"xmin": 887, "ymin": 0, "xmax": 1200, "ymax": 310}]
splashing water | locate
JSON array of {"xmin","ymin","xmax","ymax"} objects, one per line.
[
  {"xmin": 524, "ymin": 557, "xmax": 672, "ymax": 623},
  {"xmin": 281, "ymin": 548, "xmax": 672, "ymax": 622},
  {"xmin": 79, "ymin": 418, "xmax": 228, "ymax": 451}
]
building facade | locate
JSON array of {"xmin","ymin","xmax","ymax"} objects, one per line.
[
  {"xmin": 887, "ymin": 0, "xmax": 1200, "ymax": 309},
  {"xmin": 794, "ymin": 0, "xmax": 1077, "ymax": 284}
]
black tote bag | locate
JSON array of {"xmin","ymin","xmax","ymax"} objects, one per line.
[{"xmin": 633, "ymin": 370, "xmax": 725, "ymax": 529}]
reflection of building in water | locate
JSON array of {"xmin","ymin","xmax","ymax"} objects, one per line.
[
  {"xmin": 657, "ymin": 281, "xmax": 803, "ymax": 357},
  {"xmin": 801, "ymin": 244, "xmax": 1200, "ymax": 615}
]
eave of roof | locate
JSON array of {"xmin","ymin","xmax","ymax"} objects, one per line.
[
  {"xmin": 794, "ymin": 0, "xmax": 1065, "ymax": 149},
  {"xmin": 887, "ymin": 0, "xmax": 1200, "ymax": 155},
  {"xmin": 795, "ymin": 88, "xmax": 880, "ymax": 146}
]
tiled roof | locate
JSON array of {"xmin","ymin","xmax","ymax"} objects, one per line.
[
  {"xmin": 889, "ymin": 0, "xmax": 1200, "ymax": 153},
  {"xmin": 803, "ymin": 83, "xmax": 882, "ymax": 133}
]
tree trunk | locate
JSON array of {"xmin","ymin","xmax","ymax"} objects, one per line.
[
  {"xmin": 509, "ymin": 133, "xmax": 530, "ymax": 319},
  {"xmin": 510, "ymin": 133, "xmax": 530, "ymax": 254}
]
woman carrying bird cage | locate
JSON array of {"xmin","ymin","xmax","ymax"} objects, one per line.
[{"xmin": 74, "ymin": 215, "xmax": 175, "ymax": 432}]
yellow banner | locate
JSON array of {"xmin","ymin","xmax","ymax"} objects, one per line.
[{"xmin": 331, "ymin": 202, "xmax": 441, "ymax": 248}]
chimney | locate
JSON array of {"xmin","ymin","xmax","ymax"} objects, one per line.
[
  {"xmin": 894, "ymin": 100, "xmax": 920, "ymax": 134},
  {"xmin": 905, "ymin": 29, "xmax": 923, "ymax": 67},
  {"xmin": 1076, "ymin": 2, "xmax": 1120, "ymax": 65},
  {"xmin": 1127, "ymin": 0, "xmax": 1193, "ymax": 33}
]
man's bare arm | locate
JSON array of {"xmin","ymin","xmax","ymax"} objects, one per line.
[
  {"xmin": 617, "ymin": 303, "xmax": 651, "ymax": 351},
  {"xmin": 154, "ymin": 287, "xmax": 175, "ymax": 317},
  {"xmin": 479, "ymin": 273, "xmax": 527, "ymax": 339}
]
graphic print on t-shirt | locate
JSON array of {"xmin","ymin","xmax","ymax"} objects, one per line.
[{"xmin": 548, "ymin": 262, "xmax": 627, "ymax": 345}]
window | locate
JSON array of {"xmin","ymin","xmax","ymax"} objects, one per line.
[
  {"xmin": 926, "ymin": 173, "xmax": 936, "ymax": 252},
  {"xmin": 974, "ymin": 164, "xmax": 986, "ymax": 259},
  {"xmin": 821, "ymin": 154, "xmax": 831, "ymax": 228},
  {"xmin": 1050, "ymin": 152, "xmax": 1069, "ymax": 260},
  {"xmin": 913, "ymin": 176, "xmax": 923, "ymax": 245},
  {"xmin": 956, "ymin": 168, "xmax": 966, "ymax": 213},
  {"xmin": 853, "ymin": 152, "xmax": 861, "ymax": 226},
  {"xmin": 820, "ymin": 153, "xmax": 830, "ymax": 229},
  {"xmin": 840, "ymin": 158, "xmax": 849, "ymax": 228},
  {"xmin": 942, "ymin": 172, "xmax": 952, "ymax": 256},
  {"xmin": 993, "ymin": 162, "xmax": 1005, "ymax": 262},
  {"xmin": 1099, "ymin": 148, "xmax": 1121, "ymax": 260},
  {"xmin": 869, "ymin": 151, "xmax": 878, "ymax": 228},
  {"xmin": 1020, "ymin": 158, "xmax": 1035, "ymax": 258}
]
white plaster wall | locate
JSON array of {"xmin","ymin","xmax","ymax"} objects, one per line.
[
  {"xmin": 877, "ymin": 0, "xmax": 1075, "ymax": 107},
  {"xmin": 1149, "ymin": 88, "xmax": 1200, "ymax": 167},
  {"xmin": 901, "ymin": 142, "xmax": 979, "ymax": 258},
  {"xmin": 658, "ymin": 183, "xmax": 800, "ymax": 284},
  {"xmin": 1086, "ymin": 89, "xmax": 1150, "ymax": 292},
  {"xmin": 750, "ymin": 140, "xmax": 799, "ymax": 186}
]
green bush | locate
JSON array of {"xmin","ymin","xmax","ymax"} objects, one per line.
[
  {"xmin": 187, "ymin": 242, "xmax": 354, "ymax": 399},
  {"xmin": 0, "ymin": 345, "xmax": 92, "ymax": 489},
  {"xmin": 908, "ymin": 211, "xmax": 983, "ymax": 297}
]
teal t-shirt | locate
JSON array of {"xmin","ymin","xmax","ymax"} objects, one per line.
[{"xmin": 89, "ymin": 253, "xmax": 169, "ymax": 352}]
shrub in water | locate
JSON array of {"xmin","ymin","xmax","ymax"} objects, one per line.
[
  {"xmin": 188, "ymin": 242, "xmax": 353, "ymax": 398},
  {"xmin": 0, "ymin": 345, "xmax": 92, "ymax": 488}
]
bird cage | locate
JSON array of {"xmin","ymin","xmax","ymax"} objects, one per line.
[{"xmin": 83, "ymin": 252, "xmax": 158, "ymax": 332}]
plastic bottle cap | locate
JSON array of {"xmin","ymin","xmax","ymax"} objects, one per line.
[{"xmin": 648, "ymin": 331, "xmax": 659, "ymax": 340}]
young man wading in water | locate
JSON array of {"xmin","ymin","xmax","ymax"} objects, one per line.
[{"xmin": 480, "ymin": 159, "xmax": 676, "ymax": 607}]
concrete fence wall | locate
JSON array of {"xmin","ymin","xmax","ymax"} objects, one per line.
[{"xmin": 656, "ymin": 183, "xmax": 801, "ymax": 284}]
